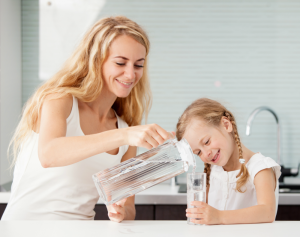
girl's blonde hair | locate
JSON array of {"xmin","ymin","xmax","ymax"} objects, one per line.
[
  {"xmin": 9, "ymin": 16, "xmax": 152, "ymax": 167},
  {"xmin": 176, "ymin": 98, "xmax": 249, "ymax": 193}
]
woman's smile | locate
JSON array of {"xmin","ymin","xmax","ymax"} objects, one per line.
[{"xmin": 115, "ymin": 78, "xmax": 134, "ymax": 88}]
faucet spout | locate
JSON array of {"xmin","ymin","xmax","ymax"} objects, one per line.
[{"xmin": 245, "ymin": 106, "xmax": 281, "ymax": 165}]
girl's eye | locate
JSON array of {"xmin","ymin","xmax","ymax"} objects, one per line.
[
  {"xmin": 205, "ymin": 139, "xmax": 210, "ymax": 145},
  {"xmin": 197, "ymin": 150, "xmax": 201, "ymax": 156}
]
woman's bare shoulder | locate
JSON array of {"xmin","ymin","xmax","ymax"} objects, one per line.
[
  {"xmin": 35, "ymin": 93, "xmax": 73, "ymax": 133},
  {"xmin": 41, "ymin": 93, "xmax": 73, "ymax": 119},
  {"xmin": 43, "ymin": 93, "xmax": 73, "ymax": 115}
]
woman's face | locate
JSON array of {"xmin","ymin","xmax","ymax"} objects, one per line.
[
  {"xmin": 183, "ymin": 118, "xmax": 236, "ymax": 167},
  {"xmin": 102, "ymin": 35, "xmax": 146, "ymax": 98}
]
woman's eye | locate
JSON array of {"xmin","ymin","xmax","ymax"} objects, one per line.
[
  {"xmin": 135, "ymin": 65, "xmax": 144, "ymax": 68},
  {"xmin": 197, "ymin": 150, "xmax": 201, "ymax": 156},
  {"xmin": 116, "ymin": 63, "xmax": 125, "ymax": 66},
  {"xmin": 205, "ymin": 139, "xmax": 210, "ymax": 145}
]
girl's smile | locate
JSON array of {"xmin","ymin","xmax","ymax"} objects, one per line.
[{"xmin": 212, "ymin": 150, "xmax": 220, "ymax": 163}]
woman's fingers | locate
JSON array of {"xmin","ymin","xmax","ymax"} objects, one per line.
[
  {"xmin": 108, "ymin": 212, "xmax": 123, "ymax": 223},
  {"xmin": 126, "ymin": 124, "xmax": 175, "ymax": 149},
  {"xmin": 116, "ymin": 198, "xmax": 127, "ymax": 207},
  {"xmin": 111, "ymin": 203, "xmax": 124, "ymax": 213},
  {"xmin": 145, "ymin": 133, "xmax": 160, "ymax": 148},
  {"xmin": 152, "ymin": 124, "xmax": 173, "ymax": 141}
]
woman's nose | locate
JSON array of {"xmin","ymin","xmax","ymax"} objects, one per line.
[{"xmin": 124, "ymin": 65, "xmax": 135, "ymax": 80}]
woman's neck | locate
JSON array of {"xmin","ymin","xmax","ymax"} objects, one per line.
[{"xmin": 85, "ymin": 86, "xmax": 117, "ymax": 121}]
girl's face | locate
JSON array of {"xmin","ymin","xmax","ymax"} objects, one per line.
[
  {"xmin": 183, "ymin": 118, "xmax": 236, "ymax": 167},
  {"xmin": 102, "ymin": 35, "xmax": 146, "ymax": 98}
]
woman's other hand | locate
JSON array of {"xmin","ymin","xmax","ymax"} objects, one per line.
[
  {"xmin": 123, "ymin": 124, "xmax": 175, "ymax": 150},
  {"xmin": 186, "ymin": 201, "xmax": 222, "ymax": 225},
  {"xmin": 107, "ymin": 198, "xmax": 128, "ymax": 223}
]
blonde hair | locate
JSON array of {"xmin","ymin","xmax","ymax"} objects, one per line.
[
  {"xmin": 176, "ymin": 98, "xmax": 249, "ymax": 193},
  {"xmin": 9, "ymin": 16, "xmax": 152, "ymax": 167}
]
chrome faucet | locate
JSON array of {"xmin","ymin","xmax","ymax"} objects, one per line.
[{"xmin": 245, "ymin": 106, "xmax": 281, "ymax": 164}]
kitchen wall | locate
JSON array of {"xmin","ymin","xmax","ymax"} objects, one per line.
[
  {"xmin": 0, "ymin": 0, "xmax": 22, "ymax": 186},
  {"xmin": 20, "ymin": 0, "xmax": 300, "ymax": 182}
]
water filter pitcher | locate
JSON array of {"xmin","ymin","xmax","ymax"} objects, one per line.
[{"xmin": 93, "ymin": 138, "xmax": 195, "ymax": 205}]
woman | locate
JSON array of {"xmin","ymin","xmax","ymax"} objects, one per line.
[{"xmin": 2, "ymin": 16, "xmax": 173, "ymax": 221}]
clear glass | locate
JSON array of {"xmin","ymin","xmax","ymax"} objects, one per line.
[
  {"xmin": 93, "ymin": 138, "xmax": 195, "ymax": 205},
  {"xmin": 187, "ymin": 172, "xmax": 206, "ymax": 225}
]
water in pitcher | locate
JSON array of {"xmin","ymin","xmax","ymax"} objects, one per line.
[{"xmin": 93, "ymin": 138, "xmax": 196, "ymax": 205}]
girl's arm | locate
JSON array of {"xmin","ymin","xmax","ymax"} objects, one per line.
[
  {"xmin": 107, "ymin": 146, "xmax": 137, "ymax": 222},
  {"xmin": 38, "ymin": 94, "xmax": 172, "ymax": 168},
  {"xmin": 187, "ymin": 168, "xmax": 277, "ymax": 225}
]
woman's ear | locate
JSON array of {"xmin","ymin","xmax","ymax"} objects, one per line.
[{"xmin": 221, "ymin": 116, "xmax": 233, "ymax": 133}]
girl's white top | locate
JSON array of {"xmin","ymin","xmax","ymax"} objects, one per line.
[
  {"xmin": 2, "ymin": 96, "xmax": 129, "ymax": 220},
  {"xmin": 208, "ymin": 153, "xmax": 281, "ymax": 211}
]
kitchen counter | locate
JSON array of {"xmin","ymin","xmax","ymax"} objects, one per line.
[
  {"xmin": 1, "ymin": 221, "xmax": 299, "ymax": 237},
  {"xmin": 1, "ymin": 184, "xmax": 300, "ymax": 205}
]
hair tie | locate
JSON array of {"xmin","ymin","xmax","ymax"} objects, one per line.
[{"xmin": 239, "ymin": 158, "xmax": 245, "ymax": 164}]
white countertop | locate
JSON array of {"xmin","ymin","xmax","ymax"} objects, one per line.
[
  {"xmin": 1, "ymin": 221, "xmax": 299, "ymax": 237},
  {"xmin": 1, "ymin": 184, "xmax": 300, "ymax": 205}
]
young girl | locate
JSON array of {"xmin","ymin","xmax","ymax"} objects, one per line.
[{"xmin": 176, "ymin": 98, "xmax": 281, "ymax": 225}]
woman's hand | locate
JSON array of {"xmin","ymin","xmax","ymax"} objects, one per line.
[
  {"xmin": 123, "ymin": 124, "xmax": 175, "ymax": 150},
  {"xmin": 186, "ymin": 201, "xmax": 223, "ymax": 225},
  {"xmin": 107, "ymin": 198, "xmax": 128, "ymax": 223}
]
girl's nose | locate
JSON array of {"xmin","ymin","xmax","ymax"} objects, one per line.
[{"xmin": 202, "ymin": 149, "xmax": 212, "ymax": 160}]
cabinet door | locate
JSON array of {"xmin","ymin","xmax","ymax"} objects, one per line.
[
  {"xmin": 276, "ymin": 205, "xmax": 300, "ymax": 220},
  {"xmin": 0, "ymin": 204, "xmax": 7, "ymax": 219},
  {"xmin": 155, "ymin": 205, "xmax": 187, "ymax": 220}
]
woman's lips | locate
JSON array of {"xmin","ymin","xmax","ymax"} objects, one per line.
[
  {"xmin": 212, "ymin": 150, "xmax": 220, "ymax": 163},
  {"xmin": 116, "ymin": 78, "xmax": 133, "ymax": 88}
]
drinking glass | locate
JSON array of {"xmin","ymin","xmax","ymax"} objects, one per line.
[{"xmin": 187, "ymin": 172, "xmax": 206, "ymax": 225}]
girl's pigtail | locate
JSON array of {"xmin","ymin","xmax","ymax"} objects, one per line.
[
  {"xmin": 225, "ymin": 111, "xmax": 250, "ymax": 192},
  {"xmin": 204, "ymin": 162, "xmax": 211, "ymax": 189}
]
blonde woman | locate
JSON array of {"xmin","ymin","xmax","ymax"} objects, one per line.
[{"xmin": 2, "ymin": 16, "xmax": 173, "ymax": 221}]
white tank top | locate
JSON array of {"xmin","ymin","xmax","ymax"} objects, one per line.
[
  {"xmin": 2, "ymin": 96, "xmax": 129, "ymax": 220},
  {"xmin": 208, "ymin": 153, "xmax": 281, "ymax": 213}
]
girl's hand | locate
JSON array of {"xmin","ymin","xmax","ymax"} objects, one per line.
[
  {"xmin": 107, "ymin": 198, "xmax": 127, "ymax": 223},
  {"xmin": 186, "ymin": 201, "xmax": 223, "ymax": 225},
  {"xmin": 123, "ymin": 124, "xmax": 175, "ymax": 150}
]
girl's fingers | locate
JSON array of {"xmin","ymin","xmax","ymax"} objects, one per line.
[
  {"xmin": 191, "ymin": 201, "xmax": 206, "ymax": 207},
  {"xmin": 186, "ymin": 208, "xmax": 204, "ymax": 214},
  {"xmin": 191, "ymin": 218, "xmax": 205, "ymax": 225},
  {"xmin": 186, "ymin": 213, "xmax": 204, "ymax": 219}
]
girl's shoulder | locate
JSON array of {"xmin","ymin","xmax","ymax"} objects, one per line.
[{"xmin": 246, "ymin": 153, "xmax": 281, "ymax": 182}]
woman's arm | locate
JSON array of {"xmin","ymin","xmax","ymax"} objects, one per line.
[
  {"xmin": 107, "ymin": 146, "xmax": 137, "ymax": 222},
  {"xmin": 38, "ymin": 95, "xmax": 173, "ymax": 168},
  {"xmin": 187, "ymin": 168, "xmax": 277, "ymax": 225}
]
